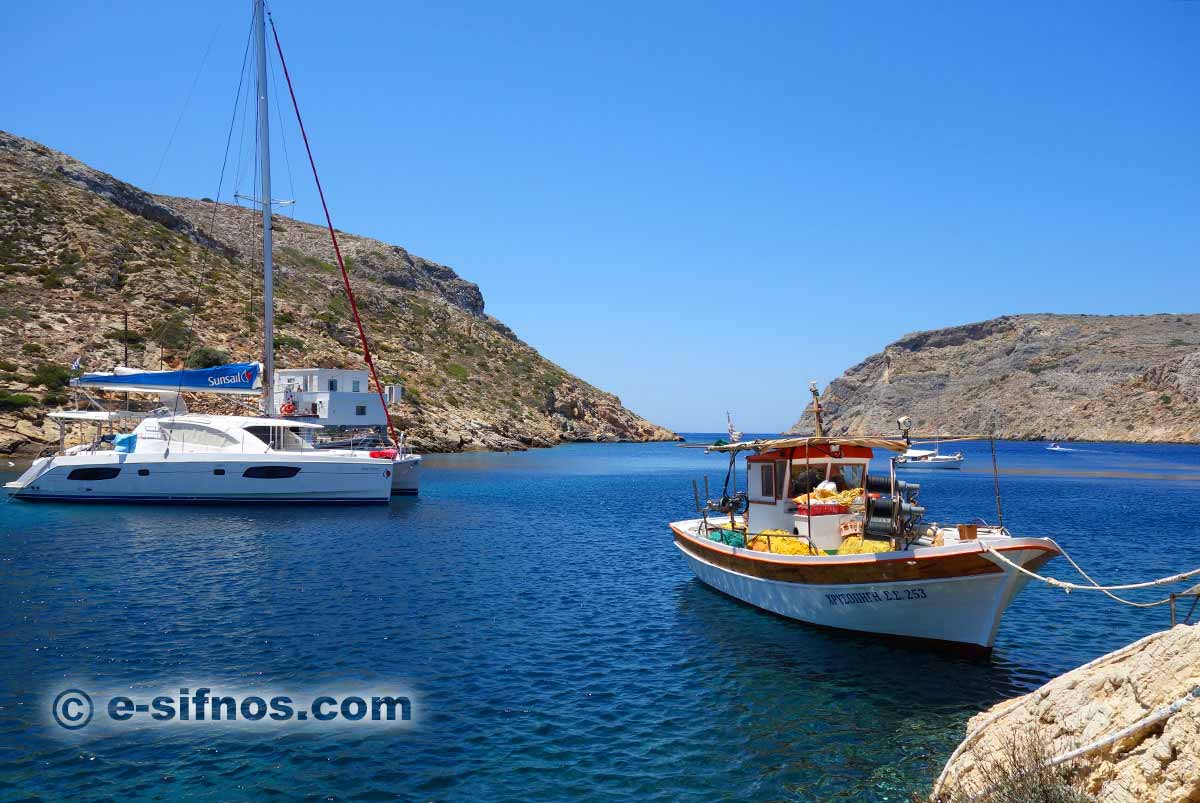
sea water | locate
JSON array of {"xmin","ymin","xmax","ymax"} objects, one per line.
[{"xmin": 1, "ymin": 438, "xmax": 1198, "ymax": 801}]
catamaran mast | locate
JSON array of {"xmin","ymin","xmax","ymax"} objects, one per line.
[{"xmin": 255, "ymin": 0, "xmax": 274, "ymax": 416}]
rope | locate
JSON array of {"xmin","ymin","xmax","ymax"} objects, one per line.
[
  {"xmin": 266, "ymin": 10, "xmax": 400, "ymax": 449},
  {"xmin": 982, "ymin": 540, "xmax": 1200, "ymax": 601},
  {"xmin": 1046, "ymin": 686, "xmax": 1199, "ymax": 767},
  {"xmin": 148, "ymin": 19, "xmax": 224, "ymax": 193}
]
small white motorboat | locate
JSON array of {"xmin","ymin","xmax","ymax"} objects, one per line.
[
  {"xmin": 895, "ymin": 447, "xmax": 964, "ymax": 470},
  {"xmin": 1046, "ymin": 442, "xmax": 1073, "ymax": 452}
]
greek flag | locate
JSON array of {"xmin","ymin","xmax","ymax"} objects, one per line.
[
  {"xmin": 726, "ymin": 411, "xmax": 742, "ymax": 443},
  {"xmin": 70, "ymin": 356, "xmax": 82, "ymax": 371}
]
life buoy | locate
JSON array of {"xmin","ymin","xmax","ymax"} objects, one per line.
[{"xmin": 280, "ymin": 401, "xmax": 296, "ymax": 416}]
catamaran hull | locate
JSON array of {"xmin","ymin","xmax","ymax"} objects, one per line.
[
  {"xmin": 671, "ymin": 524, "xmax": 1057, "ymax": 651},
  {"xmin": 390, "ymin": 455, "xmax": 420, "ymax": 496},
  {"xmin": 4, "ymin": 454, "xmax": 393, "ymax": 504}
]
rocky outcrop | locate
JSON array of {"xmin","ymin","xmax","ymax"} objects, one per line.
[
  {"xmin": 936, "ymin": 624, "xmax": 1200, "ymax": 802},
  {"xmin": 789, "ymin": 314, "xmax": 1200, "ymax": 442},
  {"xmin": 0, "ymin": 130, "xmax": 677, "ymax": 455}
]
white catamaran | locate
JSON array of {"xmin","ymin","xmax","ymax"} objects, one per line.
[{"xmin": 4, "ymin": 0, "xmax": 418, "ymax": 503}]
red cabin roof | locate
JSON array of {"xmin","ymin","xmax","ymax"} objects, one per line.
[{"xmin": 746, "ymin": 444, "xmax": 873, "ymax": 462}]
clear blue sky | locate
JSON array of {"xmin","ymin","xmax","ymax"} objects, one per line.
[{"xmin": 5, "ymin": 1, "xmax": 1199, "ymax": 431}]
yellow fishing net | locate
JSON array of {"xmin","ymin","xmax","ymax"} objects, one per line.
[
  {"xmin": 747, "ymin": 530, "xmax": 821, "ymax": 555},
  {"xmin": 793, "ymin": 487, "xmax": 863, "ymax": 507},
  {"xmin": 836, "ymin": 536, "xmax": 893, "ymax": 555}
]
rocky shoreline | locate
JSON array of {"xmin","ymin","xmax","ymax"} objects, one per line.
[
  {"xmin": 932, "ymin": 623, "xmax": 1200, "ymax": 802},
  {"xmin": 790, "ymin": 314, "xmax": 1200, "ymax": 444}
]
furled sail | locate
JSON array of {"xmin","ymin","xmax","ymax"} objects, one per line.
[{"xmin": 73, "ymin": 363, "xmax": 263, "ymax": 395}]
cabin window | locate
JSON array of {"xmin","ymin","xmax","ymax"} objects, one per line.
[
  {"xmin": 137, "ymin": 469, "xmax": 149, "ymax": 476},
  {"xmin": 213, "ymin": 469, "xmax": 225, "ymax": 476},
  {"xmin": 67, "ymin": 467, "xmax": 121, "ymax": 481},
  {"xmin": 829, "ymin": 463, "xmax": 865, "ymax": 492},
  {"xmin": 789, "ymin": 464, "xmax": 827, "ymax": 497},
  {"xmin": 242, "ymin": 465, "xmax": 301, "ymax": 479},
  {"xmin": 352, "ymin": 380, "xmax": 361, "ymax": 392},
  {"xmin": 774, "ymin": 460, "xmax": 787, "ymax": 498},
  {"xmin": 245, "ymin": 426, "xmax": 311, "ymax": 452},
  {"xmin": 355, "ymin": 405, "xmax": 367, "ymax": 416},
  {"xmin": 328, "ymin": 379, "xmax": 338, "ymax": 392},
  {"xmin": 758, "ymin": 464, "xmax": 776, "ymax": 499},
  {"xmin": 162, "ymin": 423, "xmax": 237, "ymax": 448}
]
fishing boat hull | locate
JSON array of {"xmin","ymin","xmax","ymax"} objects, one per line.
[
  {"xmin": 670, "ymin": 520, "xmax": 1058, "ymax": 651},
  {"xmin": 3, "ymin": 452, "xmax": 394, "ymax": 503}
]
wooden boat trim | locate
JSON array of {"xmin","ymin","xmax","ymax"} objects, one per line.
[{"xmin": 670, "ymin": 522, "xmax": 1059, "ymax": 585}]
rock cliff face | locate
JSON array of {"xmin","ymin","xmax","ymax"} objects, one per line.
[
  {"xmin": 0, "ymin": 130, "xmax": 677, "ymax": 455},
  {"xmin": 789, "ymin": 314, "xmax": 1200, "ymax": 442},
  {"xmin": 936, "ymin": 623, "xmax": 1200, "ymax": 802}
]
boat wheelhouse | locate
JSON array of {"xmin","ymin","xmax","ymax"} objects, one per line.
[{"xmin": 669, "ymin": 431, "xmax": 1058, "ymax": 652}]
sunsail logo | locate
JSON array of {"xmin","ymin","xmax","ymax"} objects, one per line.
[{"xmin": 208, "ymin": 369, "xmax": 255, "ymax": 388}]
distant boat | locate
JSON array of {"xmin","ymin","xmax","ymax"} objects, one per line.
[
  {"xmin": 1047, "ymin": 442, "xmax": 1073, "ymax": 452},
  {"xmin": 896, "ymin": 448, "xmax": 964, "ymax": 470}
]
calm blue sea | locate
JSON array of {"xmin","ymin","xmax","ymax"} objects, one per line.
[{"xmin": 2, "ymin": 437, "xmax": 1199, "ymax": 801}]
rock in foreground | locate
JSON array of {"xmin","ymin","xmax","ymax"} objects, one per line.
[{"xmin": 935, "ymin": 623, "xmax": 1200, "ymax": 802}]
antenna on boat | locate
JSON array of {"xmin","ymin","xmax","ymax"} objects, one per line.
[
  {"xmin": 988, "ymin": 408, "xmax": 1005, "ymax": 529},
  {"xmin": 808, "ymin": 381, "xmax": 824, "ymax": 437}
]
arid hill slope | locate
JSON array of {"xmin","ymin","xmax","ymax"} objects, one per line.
[
  {"xmin": 789, "ymin": 314, "xmax": 1200, "ymax": 442},
  {"xmin": 0, "ymin": 130, "xmax": 676, "ymax": 455}
]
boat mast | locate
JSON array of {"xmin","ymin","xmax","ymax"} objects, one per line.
[{"xmin": 255, "ymin": 0, "xmax": 275, "ymax": 416}]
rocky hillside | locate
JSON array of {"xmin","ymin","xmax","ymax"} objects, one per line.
[
  {"xmin": 790, "ymin": 314, "xmax": 1200, "ymax": 442},
  {"xmin": 934, "ymin": 623, "xmax": 1200, "ymax": 802},
  {"xmin": 0, "ymin": 130, "xmax": 677, "ymax": 455}
]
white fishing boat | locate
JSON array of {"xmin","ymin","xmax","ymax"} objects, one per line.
[
  {"xmin": 895, "ymin": 447, "xmax": 964, "ymax": 470},
  {"xmin": 4, "ymin": 0, "xmax": 418, "ymax": 503},
  {"xmin": 669, "ymin": 393, "xmax": 1058, "ymax": 652}
]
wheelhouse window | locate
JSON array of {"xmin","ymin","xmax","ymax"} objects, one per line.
[
  {"xmin": 829, "ymin": 463, "xmax": 865, "ymax": 492},
  {"xmin": 789, "ymin": 463, "xmax": 828, "ymax": 497},
  {"xmin": 352, "ymin": 380, "xmax": 361, "ymax": 392},
  {"xmin": 245, "ymin": 426, "xmax": 311, "ymax": 452},
  {"xmin": 758, "ymin": 464, "xmax": 776, "ymax": 500},
  {"xmin": 328, "ymin": 379, "xmax": 338, "ymax": 392}
]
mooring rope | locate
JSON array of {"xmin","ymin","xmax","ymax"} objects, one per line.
[{"xmin": 982, "ymin": 540, "xmax": 1200, "ymax": 605}]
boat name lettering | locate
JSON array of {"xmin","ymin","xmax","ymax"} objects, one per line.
[
  {"xmin": 825, "ymin": 588, "xmax": 927, "ymax": 606},
  {"xmin": 208, "ymin": 369, "xmax": 255, "ymax": 388}
]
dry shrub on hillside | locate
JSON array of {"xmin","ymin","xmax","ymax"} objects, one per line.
[{"xmin": 923, "ymin": 730, "xmax": 1092, "ymax": 803}]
